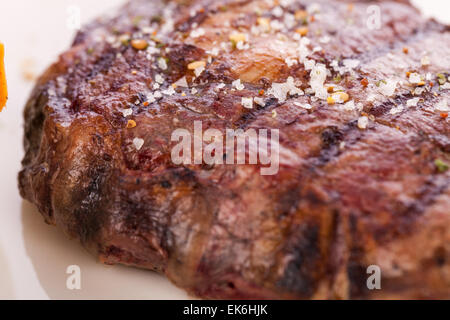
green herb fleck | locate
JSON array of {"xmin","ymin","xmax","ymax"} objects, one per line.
[
  {"xmin": 333, "ymin": 74, "xmax": 342, "ymax": 83},
  {"xmin": 435, "ymin": 159, "xmax": 449, "ymax": 173},
  {"xmin": 437, "ymin": 73, "xmax": 446, "ymax": 85}
]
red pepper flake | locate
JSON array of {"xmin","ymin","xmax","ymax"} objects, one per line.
[
  {"xmin": 259, "ymin": 89, "xmax": 265, "ymax": 96},
  {"xmin": 403, "ymin": 47, "xmax": 409, "ymax": 54},
  {"xmin": 441, "ymin": 113, "xmax": 448, "ymax": 119},
  {"xmin": 143, "ymin": 101, "xmax": 149, "ymax": 106},
  {"xmin": 429, "ymin": 82, "xmax": 434, "ymax": 87},
  {"xmin": 361, "ymin": 78, "xmax": 369, "ymax": 87}
]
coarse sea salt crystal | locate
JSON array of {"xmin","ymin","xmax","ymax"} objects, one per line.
[
  {"xmin": 162, "ymin": 86, "xmax": 176, "ymax": 96},
  {"xmin": 251, "ymin": 25, "xmax": 261, "ymax": 35},
  {"xmin": 319, "ymin": 36, "xmax": 331, "ymax": 44},
  {"xmin": 309, "ymin": 64, "xmax": 328, "ymax": 100},
  {"xmin": 174, "ymin": 76, "xmax": 188, "ymax": 87},
  {"xmin": 307, "ymin": 3, "xmax": 321, "ymax": 14},
  {"xmin": 280, "ymin": 0, "xmax": 295, "ymax": 8},
  {"xmin": 158, "ymin": 58, "xmax": 168, "ymax": 70},
  {"xmin": 272, "ymin": 6, "xmax": 284, "ymax": 17},
  {"xmin": 268, "ymin": 77, "xmax": 303, "ymax": 102},
  {"xmin": 268, "ymin": 83, "xmax": 289, "ymax": 102},
  {"xmin": 414, "ymin": 87, "xmax": 425, "ymax": 95},
  {"xmin": 190, "ymin": 28, "xmax": 205, "ymax": 38},
  {"xmin": 435, "ymin": 99, "xmax": 449, "ymax": 112},
  {"xmin": 409, "ymin": 73, "xmax": 422, "ymax": 84},
  {"xmin": 194, "ymin": 65, "xmax": 205, "ymax": 77},
  {"xmin": 421, "ymin": 55, "xmax": 430, "ymax": 66},
  {"xmin": 122, "ymin": 108, "xmax": 133, "ymax": 117},
  {"xmin": 133, "ymin": 138, "xmax": 144, "ymax": 151},
  {"xmin": 155, "ymin": 74, "xmax": 164, "ymax": 84},
  {"xmin": 441, "ymin": 83, "xmax": 450, "ymax": 90},
  {"xmin": 343, "ymin": 59, "xmax": 360, "ymax": 70},
  {"xmin": 297, "ymin": 38, "xmax": 311, "ymax": 61},
  {"xmin": 378, "ymin": 79, "xmax": 398, "ymax": 97},
  {"xmin": 270, "ymin": 20, "xmax": 284, "ymax": 31},
  {"xmin": 357, "ymin": 116, "xmax": 369, "ymax": 129},
  {"xmin": 241, "ymin": 97, "xmax": 254, "ymax": 109},
  {"xmin": 331, "ymin": 92, "xmax": 347, "ymax": 104},
  {"xmin": 294, "ymin": 102, "xmax": 312, "ymax": 109},
  {"xmin": 390, "ymin": 105, "xmax": 404, "ymax": 115},
  {"xmin": 304, "ymin": 59, "xmax": 315, "ymax": 70},
  {"xmin": 232, "ymin": 79, "xmax": 245, "ymax": 90},
  {"xmin": 406, "ymin": 97, "xmax": 420, "ymax": 107},
  {"xmin": 283, "ymin": 13, "xmax": 296, "ymax": 29},
  {"xmin": 254, "ymin": 97, "xmax": 265, "ymax": 107},
  {"xmin": 285, "ymin": 57, "xmax": 298, "ymax": 67},
  {"xmin": 208, "ymin": 48, "xmax": 219, "ymax": 56},
  {"xmin": 342, "ymin": 100, "xmax": 356, "ymax": 111},
  {"xmin": 330, "ymin": 60, "xmax": 339, "ymax": 69}
]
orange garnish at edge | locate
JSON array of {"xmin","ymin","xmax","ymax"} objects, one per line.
[{"xmin": 0, "ymin": 42, "xmax": 7, "ymax": 112}]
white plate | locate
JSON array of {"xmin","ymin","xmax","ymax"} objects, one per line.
[{"xmin": 0, "ymin": 0, "xmax": 448, "ymax": 300}]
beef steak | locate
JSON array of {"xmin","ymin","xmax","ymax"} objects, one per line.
[{"xmin": 19, "ymin": 0, "xmax": 450, "ymax": 299}]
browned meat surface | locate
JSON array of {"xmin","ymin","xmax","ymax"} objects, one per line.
[{"xmin": 19, "ymin": 0, "xmax": 450, "ymax": 299}]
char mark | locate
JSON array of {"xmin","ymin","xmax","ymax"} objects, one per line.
[{"xmin": 276, "ymin": 223, "xmax": 320, "ymax": 297}]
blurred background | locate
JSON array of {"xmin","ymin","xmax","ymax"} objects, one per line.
[{"xmin": 0, "ymin": 0, "xmax": 448, "ymax": 299}]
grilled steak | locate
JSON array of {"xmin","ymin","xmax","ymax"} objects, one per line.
[{"xmin": 19, "ymin": 0, "xmax": 450, "ymax": 299}]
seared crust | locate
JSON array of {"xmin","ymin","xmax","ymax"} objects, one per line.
[{"xmin": 19, "ymin": 0, "xmax": 450, "ymax": 299}]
